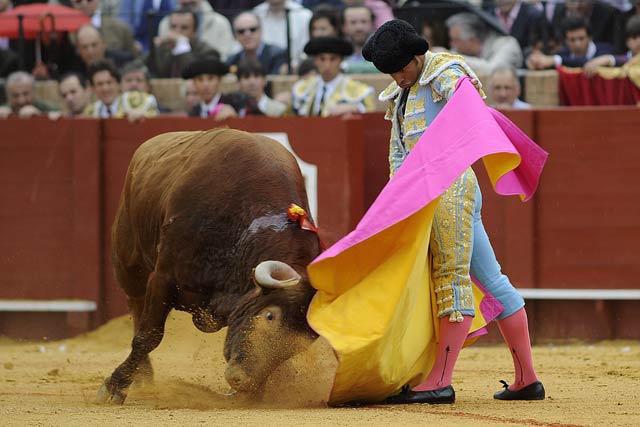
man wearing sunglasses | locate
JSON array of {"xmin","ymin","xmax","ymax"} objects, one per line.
[{"xmin": 227, "ymin": 11, "xmax": 288, "ymax": 75}]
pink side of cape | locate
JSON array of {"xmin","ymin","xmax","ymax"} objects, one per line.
[{"xmin": 312, "ymin": 78, "xmax": 548, "ymax": 264}]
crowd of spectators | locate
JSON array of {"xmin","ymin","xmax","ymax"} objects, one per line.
[{"xmin": 0, "ymin": 0, "xmax": 638, "ymax": 118}]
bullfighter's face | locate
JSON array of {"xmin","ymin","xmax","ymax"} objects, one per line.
[
  {"xmin": 313, "ymin": 53, "xmax": 343, "ymax": 83},
  {"xmin": 390, "ymin": 56, "xmax": 424, "ymax": 89},
  {"xmin": 193, "ymin": 74, "xmax": 220, "ymax": 104},
  {"xmin": 223, "ymin": 286, "xmax": 316, "ymax": 392},
  {"xmin": 91, "ymin": 70, "xmax": 120, "ymax": 107}
]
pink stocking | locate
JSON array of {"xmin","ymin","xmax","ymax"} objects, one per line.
[
  {"xmin": 497, "ymin": 307, "xmax": 538, "ymax": 390},
  {"xmin": 413, "ymin": 315, "xmax": 473, "ymax": 391}
]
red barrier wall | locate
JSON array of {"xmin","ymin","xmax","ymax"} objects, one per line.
[
  {"xmin": 0, "ymin": 119, "xmax": 102, "ymax": 338},
  {"xmin": 530, "ymin": 107, "xmax": 640, "ymax": 340},
  {"xmin": 1, "ymin": 110, "xmax": 639, "ymax": 340}
]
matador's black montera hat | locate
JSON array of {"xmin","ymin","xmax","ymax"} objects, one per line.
[
  {"xmin": 362, "ymin": 19, "xmax": 429, "ymax": 74},
  {"xmin": 182, "ymin": 56, "xmax": 229, "ymax": 79},
  {"xmin": 304, "ymin": 36, "xmax": 354, "ymax": 57}
]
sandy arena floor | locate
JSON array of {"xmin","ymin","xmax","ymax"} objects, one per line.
[{"xmin": 1, "ymin": 311, "xmax": 638, "ymax": 427}]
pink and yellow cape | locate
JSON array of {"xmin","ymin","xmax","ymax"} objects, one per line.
[{"xmin": 306, "ymin": 78, "xmax": 548, "ymax": 405}]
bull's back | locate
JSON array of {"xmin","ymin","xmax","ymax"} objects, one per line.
[{"xmin": 112, "ymin": 129, "xmax": 305, "ymax": 291}]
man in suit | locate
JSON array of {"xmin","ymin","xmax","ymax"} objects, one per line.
[
  {"xmin": 182, "ymin": 57, "xmax": 261, "ymax": 119},
  {"xmin": 0, "ymin": 71, "xmax": 58, "ymax": 119},
  {"xmin": 527, "ymin": 17, "xmax": 615, "ymax": 69},
  {"xmin": 227, "ymin": 11, "xmax": 288, "ymax": 75},
  {"xmin": 72, "ymin": 25, "xmax": 135, "ymax": 77},
  {"xmin": 157, "ymin": 0, "xmax": 235, "ymax": 60},
  {"xmin": 70, "ymin": 0, "xmax": 138, "ymax": 56},
  {"xmin": 444, "ymin": 12, "xmax": 524, "ymax": 75},
  {"xmin": 84, "ymin": 59, "xmax": 159, "ymax": 120},
  {"xmin": 489, "ymin": 0, "xmax": 548, "ymax": 54},
  {"xmin": 146, "ymin": 9, "xmax": 219, "ymax": 78},
  {"xmin": 551, "ymin": 0, "xmax": 625, "ymax": 53}
]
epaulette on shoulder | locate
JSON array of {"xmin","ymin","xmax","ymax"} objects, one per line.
[
  {"xmin": 419, "ymin": 51, "xmax": 480, "ymax": 86},
  {"xmin": 378, "ymin": 80, "xmax": 400, "ymax": 102},
  {"xmin": 124, "ymin": 91, "xmax": 149, "ymax": 109},
  {"xmin": 342, "ymin": 78, "xmax": 373, "ymax": 102},
  {"xmin": 292, "ymin": 77, "xmax": 315, "ymax": 99}
]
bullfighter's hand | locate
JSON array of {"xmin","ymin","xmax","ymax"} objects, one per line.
[
  {"xmin": 0, "ymin": 106, "xmax": 11, "ymax": 119},
  {"xmin": 18, "ymin": 105, "xmax": 42, "ymax": 118},
  {"xmin": 154, "ymin": 31, "xmax": 179, "ymax": 48},
  {"xmin": 48, "ymin": 111, "xmax": 63, "ymax": 121},
  {"xmin": 126, "ymin": 110, "xmax": 146, "ymax": 123},
  {"xmin": 329, "ymin": 103, "xmax": 360, "ymax": 116},
  {"xmin": 214, "ymin": 104, "xmax": 238, "ymax": 121},
  {"xmin": 527, "ymin": 51, "xmax": 555, "ymax": 70},
  {"xmin": 583, "ymin": 55, "xmax": 614, "ymax": 78}
]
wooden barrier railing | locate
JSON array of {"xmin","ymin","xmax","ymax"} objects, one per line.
[
  {"xmin": 1, "ymin": 109, "xmax": 639, "ymax": 341},
  {"xmin": 29, "ymin": 70, "xmax": 562, "ymax": 114}
]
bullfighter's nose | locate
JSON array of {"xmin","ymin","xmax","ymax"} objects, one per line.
[{"xmin": 225, "ymin": 363, "xmax": 254, "ymax": 391}]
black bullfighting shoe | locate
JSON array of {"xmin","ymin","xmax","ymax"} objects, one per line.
[
  {"xmin": 384, "ymin": 384, "xmax": 455, "ymax": 404},
  {"xmin": 493, "ymin": 380, "xmax": 545, "ymax": 400}
]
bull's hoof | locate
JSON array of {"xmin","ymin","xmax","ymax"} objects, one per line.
[{"xmin": 96, "ymin": 377, "xmax": 128, "ymax": 405}]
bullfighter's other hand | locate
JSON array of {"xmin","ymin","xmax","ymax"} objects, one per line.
[
  {"xmin": 18, "ymin": 105, "xmax": 42, "ymax": 118},
  {"xmin": 127, "ymin": 109, "xmax": 146, "ymax": 123},
  {"xmin": 214, "ymin": 104, "xmax": 238, "ymax": 121}
]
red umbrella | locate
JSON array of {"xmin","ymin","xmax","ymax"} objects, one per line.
[{"xmin": 0, "ymin": 4, "xmax": 90, "ymax": 39}]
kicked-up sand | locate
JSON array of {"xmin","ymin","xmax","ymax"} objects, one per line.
[{"xmin": 1, "ymin": 311, "xmax": 638, "ymax": 427}]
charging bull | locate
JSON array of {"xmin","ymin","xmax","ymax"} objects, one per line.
[{"xmin": 96, "ymin": 128, "xmax": 322, "ymax": 404}]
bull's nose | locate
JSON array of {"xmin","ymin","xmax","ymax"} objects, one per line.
[{"xmin": 225, "ymin": 364, "xmax": 253, "ymax": 391}]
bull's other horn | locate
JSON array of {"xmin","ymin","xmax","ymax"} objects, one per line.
[{"xmin": 254, "ymin": 260, "xmax": 301, "ymax": 288}]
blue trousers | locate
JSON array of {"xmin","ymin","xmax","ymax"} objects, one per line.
[{"xmin": 469, "ymin": 182, "xmax": 525, "ymax": 320}]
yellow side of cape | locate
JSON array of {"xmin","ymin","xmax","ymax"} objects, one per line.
[{"xmin": 307, "ymin": 195, "xmax": 494, "ymax": 405}]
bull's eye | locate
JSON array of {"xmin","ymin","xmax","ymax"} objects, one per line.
[{"xmin": 265, "ymin": 311, "xmax": 274, "ymax": 321}]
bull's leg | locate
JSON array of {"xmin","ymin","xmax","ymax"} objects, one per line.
[
  {"xmin": 129, "ymin": 296, "xmax": 153, "ymax": 385},
  {"xmin": 96, "ymin": 272, "xmax": 173, "ymax": 404}
]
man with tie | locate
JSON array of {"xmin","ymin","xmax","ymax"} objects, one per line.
[
  {"xmin": 291, "ymin": 36, "xmax": 375, "ymax": 117},
  {"xmin": 489, "ymin": 0, "xmax": 547, "ymax": 54},
  {"xmin": 83, "ymin": 59, "xmax": 159, "ymax": 121}
]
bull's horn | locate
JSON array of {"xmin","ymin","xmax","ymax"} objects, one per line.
[{"xmin": 254, "ymin": 260, "xmax": 301, "ymax": 288}]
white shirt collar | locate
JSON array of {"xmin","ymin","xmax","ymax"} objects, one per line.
[
  {"xmin": 580, "ymin": 40, "xmax": 597, "ymax": 60},
  {"xmin": 100, "ymin": 96, "xmax": 120, "ymax": 118},
  {"xmin": 313, "ymin": 74, "xmax": 342, "ymax": 114},
  {"xmin": 257, "ymin": 94, "xmax": 268, "ymax": 113},
  {"xmin": 199, "ymin": 93, "xmax": 222, "ymax": 118}
]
